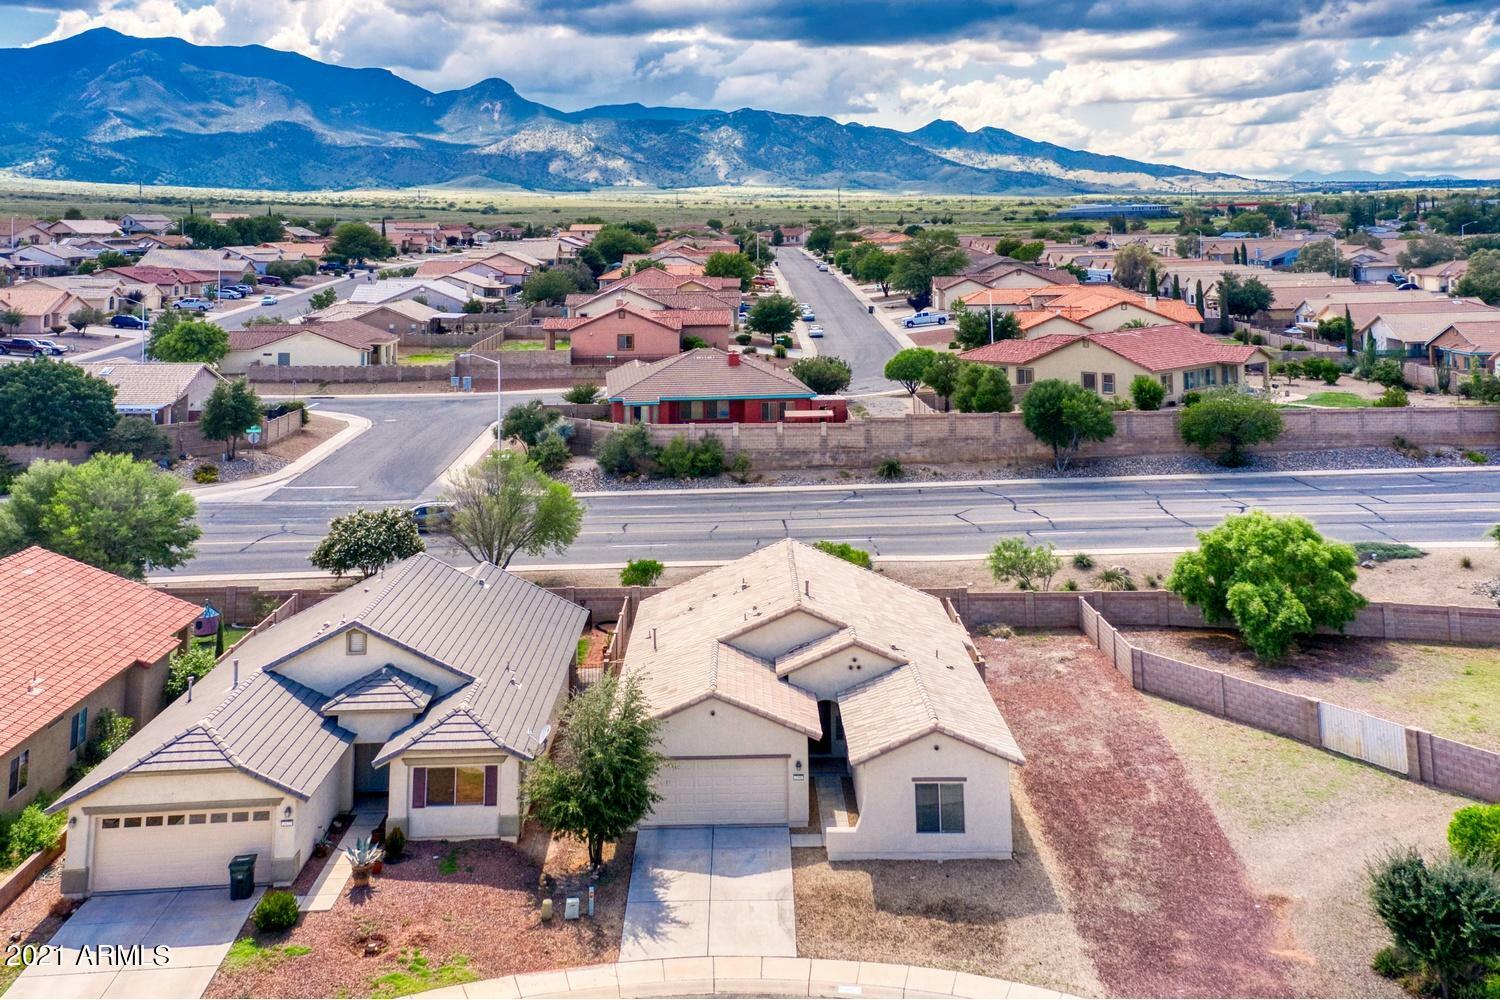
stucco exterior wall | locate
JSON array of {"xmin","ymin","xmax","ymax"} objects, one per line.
[
  {"xmin": 652, "ymin": 699, "xmax": 810, "ymax": 828},
  {"xmin": 222, "ymin": 331, "xmax": 372, "ymax": 374},
  {"xmin": 284, "ymin": 747, "xmax": 351, "ymax": 882},
  {"xmin": 270, "ymin": 632, "xmax": 464, "ymax": 699},
  {"xmin": 570, "ymin": 310, "xmax": 682, "ymax": 361},
  {"xmin": 4, "ymin": 673, "xmax": 127, "ymax": 817},
  {"xmin": 783, "ymin": 648, "xmax": 900, "ymax": 701},
  {"xmin": 730, "ymin": 610, "xmax": 836, "ymax": 660},
  {"xmin": 825, "ymin": 736, "xmax": 1013, "ymax": 861},
  {"xmin": 386, "ymin": 754, "xmax": 520, "ymax": 842}
]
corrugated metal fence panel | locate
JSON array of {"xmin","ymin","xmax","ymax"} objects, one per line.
[{"xmin": 1319, "ymin": 702, "xmax": 1409, "ymax": 773}]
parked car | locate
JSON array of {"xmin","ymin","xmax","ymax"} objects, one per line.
[
  {"xmin": 317, "ymin": 263, "xmax": 346, "ymax": 274},
  {"xmin": 109, "ymin": 313, "xmax": 148, "ymax": 329},
  {"xmin": 174, "ymin": 297, "xmax": 214, "ymax": 312},
  {"xmin": 215, "ymin": 287, "xmax": 244, "ymax": 300},
  {"xmin": 260, "ymin": 294, "xmax": 278, "ymax": 306},
  {"xmin": 807, "ymin": 325, "xmax": 825, "ymax": 338},
  {"xmin": 0, "ymin": 337, "xmax": 69, "ymax": 356},
  {"xmin": 801, "ymin": 309, "xmax": 816, "ymax": 322},
  {"xmin": 409, "ymin": 503, "xmax": 453, "ymax": 533},
  {"xmin": 816, "ymin": 263, "xmax": 829, "ymax": 272},
  {"xmin": 259, "ymin": 274, "xmax": 284, "ymax": 287},
  {"xmin": 227, "ymin": 283, "xmax": 254, "ymax": 295},
  {"xmin": 1396, "ymin": 281, "xmax": 1419, "ymax": 291},
  {"xmin": 902, "ymin": 310, "xmax": 949, "ymax": 328}
]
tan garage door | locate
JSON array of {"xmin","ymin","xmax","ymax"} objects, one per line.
[
  {"xmin": 647, "ymin": 756, "xmax": 788, "ymax": 826},
  {"xmin": 91, "ymin": 808, "xmax": 274, "ymax": 893}
]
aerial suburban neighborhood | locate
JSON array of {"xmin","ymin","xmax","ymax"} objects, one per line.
[{"xmin": 1, "ymin": 13, "xmax": 1500, "ymax": 1000}]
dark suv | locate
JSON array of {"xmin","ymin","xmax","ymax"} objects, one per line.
[{"xmin": 0, "ymin": 337, "xmax": 69, "ymax": 356}]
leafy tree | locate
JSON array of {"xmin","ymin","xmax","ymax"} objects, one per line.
[
  {"xmin": 986, "ymin": 538, "xmax": 1062, "ymax": 591},
  {"xmin": 1370, "ymin": 358, "xmax": 1407, "ymax": 388},
  {"xmin": 805, "ymin": 225, "xmax": 836, "ymax": 255},
  {"xmin": 657, "ymin": 435, "xmax": 725, "ymax": 479},
  {"xmin": 1130, "ymin": 374, "xmax": 1165, "ymax": 410},
  {"xmin": 529, "ymin": 430, "xmax": 571, "ymax": 473},
  {"xmin": 524, "ymin": 672, "xmax": 666, "ymax": 868},
  {"xmin": 884, "ymin": 348, "xmax": 936, "ymax": 394},
  {"xmin": 1291, "ymin": 239, "xmax": 1349, "ymax": 277},
  {"xmin": 589, "ymin": 225, "xmax": 651, "ymax": 269},
  {"xmin": 67, "ymin": 306, "xmax": 106, "ymax": 331},
  {"xmin": 705, "ymin": 218, "xmax": 724, "ymax": 231},
  {"xmin": 1167, "ymin": 511, "xmax": 1364, "ymax": 661},
  {"xmin": 0, "ymin": 359, "xmax": 117, "ymax": 447},
  {"xmin": 1301, "ymin": 357, "xmax": 1342, "ymax": 385},
  {"xmin": 1232, "ymin": 211, "xmax": 1272, "ymax": 236},
  {"xmin": 3, "ymin": 455, "xmax": 199, "ymax": 578},
  {"xmin": 620, "ymin": 558, "xmax": 665, "ymax": 586},
  {"xmin": 327, "ymin": 222, "xmax": 394, "ymax": 262},
  {"xmin": 309, "ymin": 507, "xmax": 425, "ymax": 579},
  {"xmin": 853, "ymin": 247, "xmax": 895, "ymax": 294},
  {"xmin": 703, "ymin": 251, "xmax": 759, "ymax": 291},
  {"xmin": 0, "ymin": 306, "xmax": 23, "ymax": 333},
  {"xmin": 812, "ymin": 541, "xmax": 872, "ymax": 569},
  {"xmin": 443, "ymin": 449, "xmax": 582, "ymax": 567},
  {"xmin": 954, "ymin": 363, "xmax": 1012, "ymax": 413},
  {"xmin": 746, "ymin": 294, "xmax": 798, "ymax": 336},
  {"xmin": 1011, "ymin": 240, "xmax": 1045, "ymax": 263},
  {"xmin": 789, "ymin": 356, "xmax": 853, "ymax": 395},
  {"xmin": 1217, "ymin": 272, "xmax": 1274, "ymax": 324},
  {"xmin": 1367, "ymin": 848, "xmax": 1500, "ymax": 997},
  {"xmin": 889, "ymin": 230, "xmax": 969, "ymax": 304},
  {"xmin": 500, "ymin": 400, "xmax": 561, "ymax": 447},
  {"xmin": 596, "ymin": 425, "xmax": 660, "ymax": 477},
  {"xmin": 1448, "ymin": 804, "xmax": 1500, "ymax": 869},
  {"xmin": 308, "ymin": 287, "xmax": 337, "ymax": 311},
  {"xmin": 562, "ymin": 383, "xmax": 601, "ymax": 404},
  {"xmin": 953, "ymin": 302, "xmax": 1020, "ymax": 350},
  {"xmin": 1455, "ymin": 249, "xmax": 1500, "ymax": 305},
  {"xmin": 97, "ymin": 415, "xmax": 171, "ymax": 461},
  {"xmin": 1113, "ymin": 245, "xmax": 1157, "ymax": 291},
  {"xmin": 147, "ymin": 316, "xmax": 229, "ymax": 364},
  {"xmin": 200, "ymin": 378, "xmax": 264, "ymax": 460},
  {"xmin": 921, "ymin": 352, "xmax": 962, "ymax": 410},
  {"xmin": 1396, "ymin": 235, "xmax": 1461, "ymax": 270},
  {"xmin": 1177, "ymin": 387, "xmax": 1283, "ymax": 466},
  {"xmin": 522, "ymin": 269, "xmax": 579, "ymax": 305},
  {"xmin": 164, "ymin": 645, "xmax": 218, "ymax": 700},
  {"xmin": 1020, "ymin": 379, "xmax": 1117, "ymax": 471}
]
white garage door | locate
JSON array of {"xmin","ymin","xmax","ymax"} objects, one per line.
[
  {"xmin": 91, "ymin": 807, "xmax": 274, "ymax": 893},
  {"xmin": 647, "ymin": 757, "xmax": 788, "ymax": 826}
]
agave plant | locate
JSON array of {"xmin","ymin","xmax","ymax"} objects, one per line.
[{"xmin": 345, "ymin": 836, "xmax": 385, "ymax": 871}]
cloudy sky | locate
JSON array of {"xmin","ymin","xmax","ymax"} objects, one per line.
[{"xmin": 4, "ymin": 0, "xmax": 1499, "ymax": 178}]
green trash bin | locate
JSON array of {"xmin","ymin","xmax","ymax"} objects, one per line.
[{"xmin": 227, "ymin": 853, "xmax": 258, "ymax": 900}]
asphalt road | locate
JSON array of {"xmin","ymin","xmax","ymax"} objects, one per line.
[
  {"xmin": 172, "ymin": 464, "xmax": 1500, "ymax": 578},
  {"xmin": 777, "ymin": 248, "xmax": 904, "ymax": 394},
  {"xmin": 216, "ymin": 273, "xmax": 365, "ymax": 330}
]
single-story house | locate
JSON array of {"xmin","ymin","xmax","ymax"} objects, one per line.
[
  {"xmin": 1408, "ymin": 260, "xmax": 1469, "ymax": 294},
  {"xmin": 138, "ymin": 248, "xmax": 255, "ymax": 280},
  {"xmin": 78, "ymin": 362, "xmax": 226, "ymax": 424},
  {"xmin": 306, "ymin": 298, "xmax": 444, "ymax": 336},
  {"xmin": 1429, "ymin": 320, "xmax": 1500, "ymax": 373},
  {"xmin": 1359, "ymin": 305, "xmax": 1500, "ymax": 357},
  {"xmin": 605, "ymin": 348, "xmax": 846, "ymax": 424},
  {"xmin": 47, "ymin": 219, "xmax": 123, "ymax": 239},
  {"xmin": 50, "ymin": 555, "xmax": 588, "ymax": 897},
  {"xmin": 2, "ymin": 547, "xmax": 199, "ymax": 817},
  {"xmin": 624, "ymin": 539, "xmax": 1022, "ymax": 860},
  {"xmin": 9, "ymin": 243, "xmax": 97, "ymax": 276},
  {"xmin": 961, "ymin": 323, "xmax": 1272, "ymax": 403},
  {"xmin": 549, "ymin": 302, "xmax": 735, "ymax": 360},
  {"xmin": 0, "ymin": 284, "xmax": 88, "ymax": 334},
  {"xmin": 34, "ymin": 275, "xmax": 126, "ymax": 315},
  {"xmin": 348, "ymin": 278, "xmax": 472, "ymax": 313},
  {"xmin": 222, "ymin": 321, "xmax": 400, "ymax": 373},
  {"xmin": 103, "ymin": 266, "xmax": 222, "ymax": 307},
  {"xmin": 119, "ymin": 214, "xmax": 175, "ymax": 236}
]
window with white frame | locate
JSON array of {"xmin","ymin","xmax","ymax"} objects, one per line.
[{"xmin": 346, "ymin": 630, "xmax": 367, "ymax": 655}]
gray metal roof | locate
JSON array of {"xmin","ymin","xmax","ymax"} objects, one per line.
[
  {"xmin": 321, "ymin": 664, "xmax": 438, "ymax": 714},
  {"xmin": 53, "ymin": 555, "xmax": 587, "ymax": 811}
]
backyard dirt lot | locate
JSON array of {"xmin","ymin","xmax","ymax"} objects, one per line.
[
  {"xmin": 982, "ymin": 630, "xmax": 1292, "ymax": 997},
  {"xmin": 1126, "ymin": 628, "xmax": 1500, "ymax": 751},
  {"xmin": 0, "ymin": 867, "xmax": 71, "ymax": 995},
  {"xmin": 791, "ymin": 786, "xmax": 1104, "ymax": 998},
  {"xmin": 204, "ymin": 834, "xmax": 631, "ymax": 999},
  {"xmin": 262, "ymin": 413, "xmax": 344, "ymax": 463},
  {"xmin": 1149, "ymin": 699, "xmax": 1471, "ymax": 999}
]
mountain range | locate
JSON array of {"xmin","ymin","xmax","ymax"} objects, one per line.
[{"xmin": 0, "ymin": 29, "xmax": 1249, "ymax": 195}]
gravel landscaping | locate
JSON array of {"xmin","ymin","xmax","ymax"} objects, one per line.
[
  {"xmin": 0, "ymin": 863, "xmax": 73, "ymax": 995},
  {"xmin": 172, "ymin": 451, "xmax": 290, "ymax": 485},
  {"xmin": 982, "ymin": 629, "xmax": 1292, "ymax": 997},
  {"xmin": 1125, "ymin": 628, "xmax": 1500, "ymax": 751},
  {"xmin": 204, "ymin": 835, "xmax": 631, "ymax": 999},
  {"xmin": 1150, "ymin": 698, "xmax": 1470, "ymax": 999}
]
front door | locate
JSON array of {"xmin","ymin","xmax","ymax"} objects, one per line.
[
  {"xmin": 812, "ymin": 701, "xmax": 835, "ymax": 755},
  {"xmin": 353, "ymin": 744, "xmax": 388, "ymax": 795}
]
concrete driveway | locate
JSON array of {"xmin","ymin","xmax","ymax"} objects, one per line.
[
  {"xmin": 7, "ymin": 888, "xmax": 257, "ymax": 999},
  {"xmin": 619, "ymin": 826, "xmax": 794, "ymax": 962}
]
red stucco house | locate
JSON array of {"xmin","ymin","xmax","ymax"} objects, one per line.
[
  {"xmin": 544, "ymin": 304, "xmax": 733, "ymax": 362},
  {"xmin": 605, "ymin": 349, "xmax": 848, "ymax": 424}
]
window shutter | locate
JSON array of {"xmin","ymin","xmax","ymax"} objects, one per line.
[
  {"xmin": 411, "ymin": 767, "xmax": 426, "ymax": 809},
  {"xmin": 483, "ymin": 765, "xmax": 498, "ymax": 807}
]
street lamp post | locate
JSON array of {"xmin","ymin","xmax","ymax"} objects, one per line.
[
  {"xmin": 458, "ymin": 352, "xmax": 504, "ymax": 440},
  {"xmin": 1461, "ymin": 221, "xmax": 1478, "ymax": 236}
]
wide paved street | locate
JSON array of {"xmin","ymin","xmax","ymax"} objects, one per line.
[
  {"xmin": 172, "ymin": 465, "xmax": 1500, "ymax": 578},
  {"xmin": 776, "ymin": 248, "xmax": 904, "ymax": 394}
]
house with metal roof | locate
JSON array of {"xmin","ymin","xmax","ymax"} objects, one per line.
[
  {"xmin": 50, "ymin": 554, "xmax": 588, "ymax": 897},
  {"xmin": 621, "ymin": 540, "xmax": 1023, "ymax": 860}
]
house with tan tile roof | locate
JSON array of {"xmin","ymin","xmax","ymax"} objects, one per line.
[
  {"xmin": 604, "ymin": 348, "xmax": 843, "ymax": 424},
  {"xmin": 1428, "ymin": 319, "xmax": 1500, "ymax": 373},
  {"xmin": 221, "ymin": 321, "xmax": 399, "ymax": 373},
  {"xmin": 0, "ymin": 283, "xmax": 89, "ymax": 334},
  {"xmin": 1360, "ymin": 304, "xmax": 1500, "ymax": 356},
  {"xmin": 1408, "ymin": 259, "xmax": 1469, "ymax": 293},
  {"xmin": 623, "ymin": 539, "xmax": 1020, "ymax": 859},
  {"xmin": 1, "ymin": 547, "xmax": 200, "ymax": 817},
  {"xmin": 78, "ymin": 361, "xmax": 226, "ymax": 424}
]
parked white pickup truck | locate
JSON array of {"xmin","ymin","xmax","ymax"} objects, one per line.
[{"xmin": 901, "ymin": 310, "xmax": 949, "ymax": 328}]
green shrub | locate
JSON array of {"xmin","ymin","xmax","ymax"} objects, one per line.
[
  {"xmin": 1371, "ymin": 944, "xmax": 1413, "ymax": 979},
  {"xmin": 192, "ymin": 463, "xmax": 219, "ymax": 484},
  {"xmin": 1302, "ymin": 358, "xmax": 1342, "ymax": 385},
  {"xmin": 500, "ymin": 400, "xmax": 560, "ymax": 447},
  {"xmin": 1371, "ymin": 358, "xmax": 1407, "ymax": 388},
  {"xmin": 87, "ymin": 708, "xmax": 134, "ymax": 762},
  {"xmin": 735, "ymin": 333, "xmax": 752, "ymax": 346},
  {"xmin": 1368, "ymin": 847, "xmax": 1500, "ymax": 997},
  {"xmin": 1466, "ymin": 451, "xmax": 1490, "ymax": 465},
  {"xmin": 1450, "ymin": 804, "xmax": 1500, "ymax": 868},
  {"xmin": 620, "ymin": 559, "xmax": 665, "ymax": 587},
  {"xmin": 1374, "ymin": 386, "xmax": 1410, "ymax": 408},
  {"xmin": 561, "ymin": 383, "xmax": 600, "ymax": 405},
  {"xmin": 596, "ymin": 425, "xmax": 660, "ymax": 478},
  {"xmin": 876, "ymin": 458, "xmax": 903, "ymax": 480},
  {"xmin": 1059, "ymin": 579, "xmax": 1079, "ymax": 592},
  {"xmin": 1181, "ymin": 390, "xmax": 1202, "ymax": 407},
  {"xmin": 529, "ymin": 431, "xmax": 571, "ymax": 474},
  {"xmin": 1129, "ymin": 375, "xmax": 1164, "ymax": 411},
  {"xmin": 727, "ymin": 452, "xmax": 753, "ymax": 484},
  {"xmin": 1354, "ymin": 542, "xmax": 1426, "ymax": 562},
  {"xmin": 812, "ymin": 541, "xmax": 872, "ymax": 569},
  {"xmin": 384, "ymin": 825, "xmax": 406, "ymax": 861},
  {"xmin": 252, "ymin": 890, "xmax": 301, "ymax": 933},
  {"xmin": 164, "ymin": 645, "xmax": 218, "ymax": 700},
  {"xmin": 773, "ymin": 345, "xmax": 788, "ymax": 358},
  {"xmin": 987, "ymin": 538, "xmax": 1062, "ymax": 591},
  {"xmin": 3, "ymin": 798, "xmax": 65, "ymax": 865},
  {"xmin": 1072, "ymin": 552, "xmax": 1095, "ymax": 569},
  {"xmin": 1095, "ymin": 567, "xmax": 1136, "ymax": 591},
  {"xmin": 0, "ymin": 456, "xmax": 21, "ymax": 495},
  {"xmin": 657, "ymin": 435, "xmax": 725, "ymax": 479}
]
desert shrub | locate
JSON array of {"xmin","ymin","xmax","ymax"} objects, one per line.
[
  {"xmin": 596, "ymin": 425, "xmax": 660, "ymax": 477},
  {"xmin": 727, "ymin": 452, "xmax": 753, "ymax": 484},
  {"xmin": 657, "ymin": 435, "xmax": 724, "ymax": 479},
  {"xmin": 1374, "ymin": 386, "xmax": 1410, "ymax": 408},
  {"xmin": 1129, "ymin": 375, "xmax": 1164, "ymax": 411},
  {"xmin": 1371, "ymin": 944, "xmax": 1413, "ymax": 979},
  {"xmin": 529, "ymin": 431, "xmax": 571, "ymax": 474},
  {"xmin": 1, "ymin": 797, "xmax": 64, "ymax": 865},
  {"xmin": 252, "ymin": 890, "xmax": 301, "ymax": 933},
  {"xmin": 812, "ymin": 541, "xmax": 872, "ymax": 569},
  {"xmin": 500, "ymin": 400, "xmax": 560, "ymax": 447},
  {"xmin": 1465, "ymin": 451, "xmax": 1490, "ymax": 465},
  {"xmin": 1368, "ymin": 847, "xmax": 1500, "ymax": 997},
  {"xmin": 383, "ymin": 825, "xmax": 406, "ymax": 861},
  {"xmin": 561, "ymin": 383, "xmax": 600, "ymax": 405},
  {"xmin": 1181, "ymin": 390, "xmax": 1202, "ymax": 406},
  {"xmin": 1371, "ymin": 358, "xmax": 1407, "ymax": 388},
  {"xmin": 876, "ymin": 458, "xmax": 903, "ymax": 480},
  {"xmin": 735, "ymin": 333, "xmax": 752, "ymax": 345},
  {"xmin": 192, "ymin": 463, "xmax": 219, "ymax": 484},
  {"xmin": 620, "ymin": 559, "xmax": 665, "ymax": 587},
  {"xmin": 1072, "ymin": 552, "xmax": 1095, "ymax": 570},
  {"xmin": 1449, "ymin": 804, "xmax": 1500, "ymax": 868},
  {"xmin": 1059, "ymin": 579, "xmax": 1079, "ymax": 592},
  {"xmin": 1095, "ymin": 567, "xmax": 1136, "ymax": 591},
  {"xmin": 987, "ymin": 538, "xmax": 1062, "ymax": 591},
  {"xmin": 1302, "ymin": 358, "xmax": 1342, "ymax": 385}
]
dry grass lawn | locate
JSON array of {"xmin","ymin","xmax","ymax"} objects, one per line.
[
  {"xmin": 791, "ymin": 787, "xmax": 1104, "ymax": 998},
  {"xmin": 1149, "ymin": 698, "xmax": 1472, "ymax": 999}
]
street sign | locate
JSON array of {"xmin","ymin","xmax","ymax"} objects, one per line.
[{"xmin": 246, "ymin": 424, "xmax": 262, "ymax": 445}]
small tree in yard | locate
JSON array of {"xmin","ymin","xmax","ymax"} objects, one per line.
[
  {"xmin": 444, "ymin": 450, "xmax": 582, "ymax": 568},
  {"xmin": 747, "ymin": 294, "xmax": 799, "ymax": 337},
  {"xmin": 1370, "ymin": 358, "xmax": 1407, "ymax": 388},
  {"xmin": 620, "ymin": 558, "xmax": 664, "ymax": 586},
  {"xmin": 1130, "ymin": 374, "xmax": 1165, "ymax": 410},
  {"xmin": 812, "ymin": 540, "xmax": 873, "ymax": 569},
  {"xmin": 1167, "ymin": 511, "xmax": 1365, "ymax": 661},
  {"xmin": 164, "ymin": 645, "xmax": 218, "ymax": 700},
  {"xmin": 0, "ymin": 306, "xmax": 23, "ymax": 334},
  {"xmin": 308, "ymin": 287, "xmax": 337, "ymax": 311},
  {"xmin": 986, "ymin": 538, "xmax": 1062, "ymax": 591},
  {"xmin": 1177, "ymin": 387, "xmax": 1283, "ymax": 467},
  {"xmin": 0, "ymin": 358, "xmax": 117, "ymax": 448},
  {"xmin": 1448, "ymin": 803, "xmax": 1500, "ymax": 868},
  {"xmin": 1367, "ymin": 847, "xmax": 1500, "ymax": 998},
  {"xmin": 524, "ymin": 672, "xmax": 666, "ymax": 868},
  {"xmin": 68, "ymin": 306, "xmax": 106, "ymax": 331},
  {"xmin": 921, "ymin": 352, "xmax": 962, "ymax": 410},
  {"xmin": 789, "ymin": 356, "xmax": 853, "ymax": 395},
  {"xmin": 97, "ymin": 415, "xmax": 171, "ymax": 462},
  {"xmin": 309, "ymin": 507, "xmax": 425, "ymax": 579},
  {"xmin": 1020, "ymin": 379, "xmax": 1117, "ymax": 471},
  {"xmin": 596, "ymin": 425, "xmax": 660, "ymax": 478},
  {"xmin": 147, "ymin": 316, "xmax": 230, "ymax": 364},
  {"xmin": 884, "ymin": 347, "xmax": 936, "ymax": 394},
  {"xmin": 500, "ymin": 399, "xmax": 560, "ymax": 447},
  {"xmin": 562, "ymin": 383, "xmax": 601, "ymax": 404},
  {"xmin": 1301, "ymin": 357, "xmax": 1342, "ymax": 385},
  {"xmin": 199, "ymin": 378, "xmax": 264, "ymax": 459}
]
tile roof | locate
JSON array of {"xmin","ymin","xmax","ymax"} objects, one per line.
[
  {"xmin": 1363, "ymin": 308, "xmax": 1500, "ymax": 344},
  {"xmin": 958, "ymin": 334, "xmax": 1079, "ymax": 365},
  {"xmin": 77, "ymin": 362, "xmax": 222, "ymax": 408},
  {"xmin": 321, "ymin": 664, "xmax": 437, "ymax": 714},
  {"xmin": 0, "ymin": 547, "xmax": 201, "ymax": 757},
  {"xmin": 1433, "ymin": 320, "xmax": 1500, "ymax": 352},
  {"xmin": 309, "ymin": 298, "xmax": 441, "ymax": 324},
  {"xmin": 228, "ymin": 320, "xmax": 398, "ymax": 352},
  {"xmin": 962, "ymin": 324, "xmax": 1263, "ymax": 371},
  {"xmin": 348, "ymin": 278, "xmax": 470, "ymax": 304},
  {"xmin": 623, "ymin": 540, "xmax": 1023, "ymax": 766},
  {"xmin": 54, "ymin": 555, "xmax": 588, "ymax": 809},
  {"xmin": 605, "ymin": 348, "xmax": 815, "ymax": 404},
  {"xmin": 0, "ymin": 283, "xmax": 73, "ymax": 314}
]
